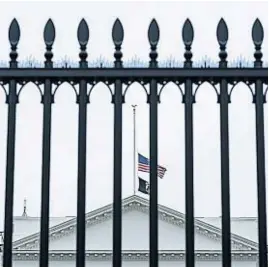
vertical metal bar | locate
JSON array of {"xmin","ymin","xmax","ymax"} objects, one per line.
[
  {"xmin": 3, "ymin": 80, "xmax": 17, "ymax": 267},
  {"xmin": 219, "ymin": 79, "xmax": 231, "ymax": 267},
  {"xmin": 132, "ymin": 105, "xmax": 137, "ymax": 195},
  {"xmin": 39, "ymin": 79, "xmax": 53, "ymax": 267},
  {"xmin": 76, "ymin": 79, "xmax": 88, "ymax": 267},
  {"xmin": 112, "ymin": 79, "xmax": 123, "ymax": 267},
  {"xmin": 149, "ymin": 79, "xmax": 158, "ymax": 267},
  {"xmin": 254, "ymin": 79, "xmax": 268, "ymax": 267},
  {"xmin": 184, "ymin": 79, "xmax": 195, "ymax": 267}
]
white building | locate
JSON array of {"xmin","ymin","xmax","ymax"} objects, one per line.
[{"xmin": 1, "ymin": 195, "xmax": 259, "ymax": 266}]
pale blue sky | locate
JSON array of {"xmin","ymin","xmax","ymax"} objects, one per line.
[{"xmin": 0, "ymin": 0, "xmax": 268, "ymax": 233}]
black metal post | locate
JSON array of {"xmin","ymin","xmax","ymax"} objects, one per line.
[
  {"xmin": 112, "ymin": 79, "xmax": 123, "ymax": 267},
  {"xmin": 3, "ymin": 80, "xmax": 17, "ymax": 267},
  {"xmin": 111, "ymin": 19, "xmax": 124, "ymax": 267},
  {"xmin": 219, "ymin": 78, "xmax": 231, "ymax": 267},
  {"xmin": 75, "ymin": 19, "xmax": 89, "ymax": 267},
  {"xmin": 216, "ymin": 19, "xmax": 231, "ymax": 267},
  {"xmin": 39, "ymin": 79, "xmax": 53, "ymax": 267},
  {"xmin": 147, "ymin": 19, "xmax": 160, "ymax": 267},
  {"xmin": 149, "ymin": 78, "xmax": 158, "ymax": 267},
  {"xmin": 3, "ymin": 18, "xmax": 20, "ymax": 267},
  {"xmin": 254, "ymin": 79, "xmax": 268, "ymax": 267},
  {"xmin": 39, "ymin": 19, "xmax": 55, "ymax": 267},
  {"xmin": 76, "ymin": 79, "xmax": 88, "ymax": 267},
  {"xmin": 184, "ymin": 79, "xmax": 195, "ymax": 267},
  {"xmin": 251, "ymin": 18, "xmax": 268, "ymax": 267},
  {"xmin": 182, "ymin": 18, "xmax": 195, "ymax": 267}
]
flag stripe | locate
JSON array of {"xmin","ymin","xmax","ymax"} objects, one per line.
[{"xmin": 138, "ymin": 153, "xmax": 167, "ymax": 179}]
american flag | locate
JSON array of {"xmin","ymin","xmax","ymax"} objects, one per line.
[{"xmin": 138, "ymin": 153, "xmax": 167, "ymax": 179}]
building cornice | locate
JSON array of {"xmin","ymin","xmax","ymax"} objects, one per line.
[{"xmin": 12, "ymin": 250, "xmax": 258, "ymax": 262}]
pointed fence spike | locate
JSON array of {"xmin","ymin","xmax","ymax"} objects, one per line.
[
  {"xmin": 252, "ymin": 18, "xmax": 264, "ymax": 46},
  {"xmin": 148, "ymin": 19, "xmax": 160, "ymax": 46},
  {"xmin": 9, "ymin": 18, "xmax": 20, "ymax": 47},
  {"xmin": 77, "ymin": 18, "xmax": 89, "ymax": 47},
  {"xmin": 112, "ymin": 18, "xmax": 124, "ymax": 47},
  {"xmin": 182, "ymin": 18, "xmax": 194, "ymax": 46},
  {"xmin": 44, "ymin": 19, "xmax": 55, "ymax": 47},
  {"xmin": 217, "ymin": 18, "xmax": 228, "ymax": 46}
]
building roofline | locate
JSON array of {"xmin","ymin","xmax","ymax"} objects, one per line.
[{"xmin": 12, "ymin": 195, "xmax": 258, "ymax": 250}]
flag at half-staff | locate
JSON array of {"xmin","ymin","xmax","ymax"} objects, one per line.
[
  {"xmin": 138, "ymin": 177, "xmax": 150, "ymax": 195},
  {"xmin": 138, "ymin": 153, "xmax": 167, "ymax": 179}
]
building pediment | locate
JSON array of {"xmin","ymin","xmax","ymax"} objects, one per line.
[{"xmin": 12, "ymin": 195, "xmax": 258, "ymax": 251}]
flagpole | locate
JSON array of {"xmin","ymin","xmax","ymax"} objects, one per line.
[{"xmin": 132, "ymin": 104, "xmax": 137, "ymax": 195}]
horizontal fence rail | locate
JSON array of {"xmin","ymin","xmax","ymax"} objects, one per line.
[{"xmin": 0, "ymin": 17, "xmax": 267, "ymax": 267}]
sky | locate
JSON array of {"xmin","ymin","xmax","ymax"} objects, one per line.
[{"xmin": 0, "ymin": 0, "xmax": 268, "ymax": 235}]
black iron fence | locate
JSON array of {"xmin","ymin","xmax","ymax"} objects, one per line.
[{"xmin": 0, "ymin": 17, "xmax": 267, "ymax": 267}]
